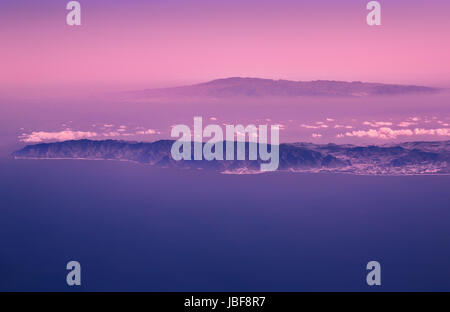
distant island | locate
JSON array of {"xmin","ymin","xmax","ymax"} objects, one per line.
[
  {"xmin": 132, "ymin": 77, "xmax": 440, "ymax": 98},
  {"xmin": 13, "ymin": 139, "xmax": 450, "ymax": 175}
]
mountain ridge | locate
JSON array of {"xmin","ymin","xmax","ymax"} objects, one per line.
[
  {"xmin": 13, "ymin": 139, "xmax": 450, "ymax": 175},
  {"xmin": 136, "ymin": 77, "xmax": 439, "ymax": 98}
]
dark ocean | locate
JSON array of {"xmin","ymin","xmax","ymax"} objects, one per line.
[{"xmin": 1, "ymin": 156, "xmax": 449, "ymax": 291}]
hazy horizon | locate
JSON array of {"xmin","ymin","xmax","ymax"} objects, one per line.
[{"xmin": 1, "ymin": 0, "xmax": 450, "ymax": 96}]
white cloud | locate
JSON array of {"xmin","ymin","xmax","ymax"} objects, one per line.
[
  {"xmin": 312, "ymin": 133, "xmax": 322, "ymax": 138},
  {"xmin": 414, "ymin": 128, "xmax": 450, "ymax": 136},
  {"xmin": 102, "ymin": 131, "xmax": 121, "ymax": 137},
  {"xmin": 301, "ymin": 124, "xmax": 319, "ymax": 129},
  {"xmin": 20, "ymin": 130, "xmax": 98, "ymax": 143},
  {"xmin": 346, "ymin": 127, "xmax": 413, "ymax": 139},
  {"xmin": 345, "ymin": 127, "xmax": 450, "ymax": 139},
  {"xmin": 335, "ymin": 125, "xmax": 353, "ymax": 129},
  {"xmin": 136, "ymin": 129, "xmax": 159, "ymax": 135},
  {"xmin": 397, "ymin": 121, "xmax": 417, "ymax": 127},
  {"xmin": 363, "ymin": 121, "xmax": 393, "ymax": 127}
]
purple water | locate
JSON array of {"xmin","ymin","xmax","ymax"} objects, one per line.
[{"xmin": 1, "ymin": 157, "xmax": 449, "ymax": 291}]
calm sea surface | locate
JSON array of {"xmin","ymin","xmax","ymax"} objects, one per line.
[{"xmin": 1, "ymin": 157, "xmax": 449, "ymax": 291}]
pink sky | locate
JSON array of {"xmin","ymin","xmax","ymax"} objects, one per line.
[{"xmin": 1, "ymin": 0, "xmax": 450, "ymax": 95}]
